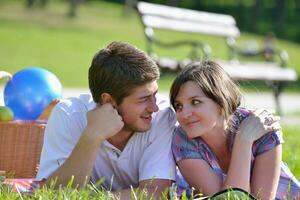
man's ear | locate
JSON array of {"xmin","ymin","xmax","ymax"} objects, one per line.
[{"xmin": 100, "ymin": 93, "xmax": 117, "ymax": 107}]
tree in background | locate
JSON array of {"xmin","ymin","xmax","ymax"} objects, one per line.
[
  {"xmin": 124, "ymin": 0, "xmax": 137, "ymax": 17},
  {"xmin": 250, "ymin": 0, "xmax": 261, "ymax": 32},
  {"xmin": 26, "ymin": 0, "xmax": 48, "ymax": 8},
  {"xmin": 123, "ymin": 0, "xmax": 180, "ymax": 16},
  {"xmin": 166, "ymin": 0, "xmax": 180, "ymax": 6},
  {"xmin": 275, "ymin": 0, "xmax": 286, "ymax": 38},
  {"xmin": 68, "ymin": 0, "xmax": 84, "ymax": 17},
  {"xmin": 25, "ymin": 0, "xmax": 83, "ymax": 18}
]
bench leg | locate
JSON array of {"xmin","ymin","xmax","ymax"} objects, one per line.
[{"xmin": 272, "ymin": 82, "xmax": 284, "ymax": 116}]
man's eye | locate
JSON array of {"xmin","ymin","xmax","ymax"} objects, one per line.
[{"xmin": 139, "ymin": 98, "xmax": 148, "ymax": 103}]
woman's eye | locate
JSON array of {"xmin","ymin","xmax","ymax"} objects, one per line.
[
  {"xmin": 174, "ymin": 104, "xmax": 182, "ymax": 111},
  {"xmin": 191, "ymin": 99, "xmax": 201, "ymax": 105}
]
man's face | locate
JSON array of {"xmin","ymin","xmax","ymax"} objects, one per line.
[{"xmin": 116, "ymin": 80, "xmax": 159, "ymax": 133}]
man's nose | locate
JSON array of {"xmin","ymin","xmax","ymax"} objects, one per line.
[{"xmin": 148, "ymin": 97, "xmax": 159, "ymax": 112}]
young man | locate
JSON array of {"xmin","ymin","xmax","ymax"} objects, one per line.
[{"xmin": 36, "ymin": 42, "xmax": 177, "ymax": 199}]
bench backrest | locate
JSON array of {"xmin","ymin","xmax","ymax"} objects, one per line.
[{"xmin": 137, "ymin": 2, "xmax": 240, "ymax": 38}]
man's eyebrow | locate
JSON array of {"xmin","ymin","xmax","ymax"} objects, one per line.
[{"xmin": 138, "ymin": 90, "xmax": 158, "ymax": 99}]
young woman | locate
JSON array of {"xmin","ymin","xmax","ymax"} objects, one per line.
[{"xmin": 170, "ymin": 61, "xmax": 300, "ymax": 199}]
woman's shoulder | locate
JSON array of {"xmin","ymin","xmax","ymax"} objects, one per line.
[
  {"xmin": 227, "ymin": 107, "xmax": 251, "ymax": 135},
  {"xmin": 231, "ymin": 107, "xmax": 251, "ymax": 123},
  {"xmin": 172, "ymin": 127, "xmax": 210, "ymax": 154},
  {"xmin": 173, "ymin": 126, "xmax": 203, "ymax": 145}
]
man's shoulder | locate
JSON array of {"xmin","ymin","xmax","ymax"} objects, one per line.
[
  {"xmin": 156, "ymin": 93, "xmax": 170, "ymax": 110},
  {"xmin": 154, "ymin": 107, "xmax": 175, "ymax": 122},
  {"xmin": 146, "ymin": 107, "xmax": 176, "ymax": 140},
  {"xmin": 55, "ymin": 93, "xmax": 96, "ymax": 115}
]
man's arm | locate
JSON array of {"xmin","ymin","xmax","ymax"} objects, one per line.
[
  {"xmin": 41, "ymin": 103, "xmax": 124, "ymax": 187},
  {"xmin": 44, "ymin": 129, "xmax": 104, "ymax": 187}
]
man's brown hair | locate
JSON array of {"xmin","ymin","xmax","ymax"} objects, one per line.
[{"xmin": 89, "ymin": 42, "xmax": 160, "ymax": 105}]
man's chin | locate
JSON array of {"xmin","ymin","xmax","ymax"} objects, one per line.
[{"xmin": 134, "ymin": 123, "xmax": 152, "ymax": 133}]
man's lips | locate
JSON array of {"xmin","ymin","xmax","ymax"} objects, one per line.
[{"xmin": 141, "ymin": 115, "xmax": 152, "ymax": 123}]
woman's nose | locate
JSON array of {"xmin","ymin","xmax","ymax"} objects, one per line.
[{"xmin": 179, "ymin": 106, "xmax": 193, "ymax": 119}]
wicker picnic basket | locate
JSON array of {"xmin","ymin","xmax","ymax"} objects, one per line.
[{"xmin": 0, "ymin": 120, "xmax": 46, "ymax": 178}]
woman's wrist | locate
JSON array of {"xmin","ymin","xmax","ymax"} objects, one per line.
[{"xmin": 235, "ymin": 130, "xmax": 255, "ymax": 146}]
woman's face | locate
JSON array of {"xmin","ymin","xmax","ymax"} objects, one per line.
[{"xmin": 174, "ymin": 81, "xmax": 224, "ymax": 138}]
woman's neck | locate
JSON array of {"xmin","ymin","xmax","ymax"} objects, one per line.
[
  {"xmin": 201, "ymin": 123, "xmax": 231, "ymax": 172},
  {"xmin": 202, "ymin": 126, "xmax": 228, "ymax": 152}
]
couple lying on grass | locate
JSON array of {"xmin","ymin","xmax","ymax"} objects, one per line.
[{"xmin": 36, "ymin": 42, "xmax": 300, "ymax": 199}]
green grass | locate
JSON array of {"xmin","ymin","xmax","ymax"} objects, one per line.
[
  {"xmin": 282, "ymin": 125, "xmax": 300, "ymax": 178},
  {"xmin": 286, "ymin": 110, "xmax": 300, "ymax": 117},
  {"xmin": 0, "ymin": 0, "xmax": 144, "ymax": 87},
  {"xmin": 0, "ymin": 125, "xmax": 299, "ymax": 200},
  {"xmin": 0, "ymin": 0, "xmax": 300, "ymax": 91}
]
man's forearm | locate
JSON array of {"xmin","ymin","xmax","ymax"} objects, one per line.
[{"xmin": 45, "ymin": 131, "xmax": 103, "ymax": 187}]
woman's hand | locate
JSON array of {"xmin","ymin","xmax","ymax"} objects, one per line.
[{"xmin": 237, "ymin": 109, "xmax": 281, "ymax": 143}]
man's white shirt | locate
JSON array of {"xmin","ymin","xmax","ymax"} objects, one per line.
[{"xmin": 36, "ymin": 93, "xmax": 176, "ymax": 190}]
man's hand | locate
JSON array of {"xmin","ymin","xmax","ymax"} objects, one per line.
[
  {"xmin": 44, "ymin": 103, "xmax": 124, "ymax": 187},
  {"xmin": 85, "ymin": 103, "xmax": 124, "ymax": 141},
  {"xmin": 237, "ymin": 109, "xmax": 281, "ymax": 143}
]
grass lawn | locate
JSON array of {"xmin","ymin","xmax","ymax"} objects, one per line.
[
  {"xmin": 282, "ymin": 125, "xmax": 300, "ymax": 178},
  {"xmin": 1, "ymin": 123, "xmax": 300, "ymax": 200},
  {"xmin": 0, "ymin": 126, "xmax": 298, "ymax": 200}
]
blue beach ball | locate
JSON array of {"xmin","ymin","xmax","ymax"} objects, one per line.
[{"xmin": 4, "ymin": 67, "xmax": 62, "ymax": 120}]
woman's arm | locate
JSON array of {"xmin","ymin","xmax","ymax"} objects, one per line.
[
  {"xmin": 222, "ymin": 109, "xmax": 280, "ymax": 192},
  {"xmin": 178, "ymin": 159, "xmax": 223, "ymax": 196},
  {"xmin": 222, "ymin": 135, "xmax": 253, "ymax": 192},
  {"xmin": 178, "ymin": 139, "xmax": 253, "ymax": 196},
  {"xmin": 251, "ymin": 145, "xmax": 282, "ymax": 200}
]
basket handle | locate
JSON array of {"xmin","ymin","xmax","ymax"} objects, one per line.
[{"xmin": 0, "ymin": 71, "xmax": 12, "ymax": 81}]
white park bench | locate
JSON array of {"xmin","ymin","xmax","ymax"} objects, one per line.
[{"xmin": 136, "ymin": 1, "xmax": 297, "ymax": 114}]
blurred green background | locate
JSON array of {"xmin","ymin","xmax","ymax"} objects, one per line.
[{"xmin": 0, "ymin": 0, "xmax": 300, "ymax": 92}]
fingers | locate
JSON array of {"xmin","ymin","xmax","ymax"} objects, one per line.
[
  {"xmin": 265, "ymin": 122, "xmax": 281, "ymax": 132},
  {"xmin": 252, "ymin": 108, "xmax": 271, "ymax": 118},
  {"xmin": 252, "ymin": 108, "xmax": 280, "ymax": 126},
  {"xmin": 100, "ymin": 103, "xmax": 123, "ymax": 120},
  {"xmin": 255, "ymin": 109, "xmax": 281, "ymax": 132},
  {"xmin": 271, "ymin": 116, "xmax": 281, "ymax": 122},
  {"xmin": 252, "ymin": 108, "xmax": 268, "ymax": 116},
  {"xmin": 87, "ymin": 103, "xmax": 124, "ymax": 139},
  {"xmin": 263, "ymin": 115, "xmax": 280, "ymax": 126}
]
